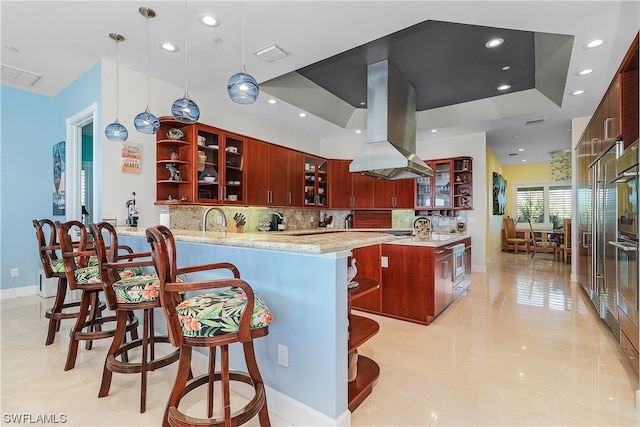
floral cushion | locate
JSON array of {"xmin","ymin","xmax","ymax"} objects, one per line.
[
  {"xmin": 535, "ymin": 241, "xmax": 557, "ymax": 248},
  {"xmin": 74, "ymin": 266, "xmax": 143, "ymax": 285},
  {"xmin": 51, "ymin": 256, "xmax": 98, "ymax": 274},
  {"xmin": 113, "ymin": 273, "xmax": 187, "ymax": 304},
  {"xmin": 176, "ymin": 289, "xmax": 272, "ymax": 338}
]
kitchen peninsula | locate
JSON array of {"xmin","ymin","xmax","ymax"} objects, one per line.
[{"xmin": 116, "ymin": 227, "xmax": 470, "ymax": 426}]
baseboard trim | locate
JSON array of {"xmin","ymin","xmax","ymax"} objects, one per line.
[
  {"xmin": 189, "ymin": 349, "xmax": 351, "ymax": 426},
  {"xmin": 0, "ymin": 285, "xmax": 38, "ymax": 299}
]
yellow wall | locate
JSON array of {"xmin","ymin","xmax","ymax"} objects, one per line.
[
  {"xmin": 486, "ymin": 147, "xmax": 505, "ymax": 257},
  {"xmin": 502, "ymin": 162, "xmax": 552, "ymax": 218}
]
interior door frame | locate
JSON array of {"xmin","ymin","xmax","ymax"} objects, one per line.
[{"xmin": 65, "ymin": 102, "xmax": 100, "ymax": 222}]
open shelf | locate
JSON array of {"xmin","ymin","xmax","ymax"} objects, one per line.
[
  {"xmin": 348, "ymin": 315, "xmax": 379, "ymax": 353},
  {"xmin": 348, "ymin": 356, "xmax": 380, "ymax": 412}
]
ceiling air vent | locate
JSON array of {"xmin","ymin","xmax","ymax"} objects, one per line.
[
  {"xmin": 523, "ymin": 117, "xmax": 546, "ymax": 125},
  {"xmin": 1, "ymin": 63, "xmax": 42, "ymax": 86},
  {"xmin": 253, "ymin": 43, "xmax": 289, "ymax": 63}
]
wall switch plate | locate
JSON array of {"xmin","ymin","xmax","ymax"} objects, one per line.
[
  {"xmin": 381, "ymin": 256, "xmax": 389, "ymax": 268},
  {"xmin": 277, "ymin": 344, "xmax": 288, "ymax": 367},
  {"xmin": 10, "ymin": 268, "xmax": 18, "ymax": 278}
]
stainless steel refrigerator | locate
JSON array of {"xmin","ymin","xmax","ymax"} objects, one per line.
[{"xmin": 591, "ymin": 141, "xmax": 621, "ymax": 337}]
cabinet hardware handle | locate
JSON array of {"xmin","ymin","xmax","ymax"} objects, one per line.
[
  {"xmin": 604, "ymin": 117, "xmax": 614, "ymax": 140},
  {"xmin": 443, "ymin": 261, "xmax": 449, "ymax": 278},
  {"xmin": 435, "ymin": 250, "xmax": 445, "ymax": 254},
  {"xmin": 288, "ymin": 192, "xmax": 291, "ymax": 205}
]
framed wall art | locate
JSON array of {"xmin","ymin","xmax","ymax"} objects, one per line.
[{"xmin": 492, "ymin": 172, "xmax": 507, "ymax": 215}]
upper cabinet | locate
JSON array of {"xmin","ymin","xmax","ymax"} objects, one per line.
[
  {"xmin": 416, "ymin": 157, "xmax": 472, "ymax": 212},
  {"xmin": 245, "ymin": 141, "xmax": 305, "ymax": 207},
  {"xmin": 305, "ymin": 156, "xmax": 328, "ymax": 207},
  {"xmin": 156, "ymin": 118, "xmax": 246, "ymax": 205}
]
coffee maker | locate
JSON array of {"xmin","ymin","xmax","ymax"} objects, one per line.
[{"xmin": 270, "ymin": 213, "xmax": 284, "ymax": 231}]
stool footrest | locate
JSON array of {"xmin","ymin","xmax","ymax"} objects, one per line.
[{"xmin": 105, "ymin": 338, "xmax": 180, "ymax": 374}]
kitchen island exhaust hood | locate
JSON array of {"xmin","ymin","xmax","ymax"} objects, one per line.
[{"xmin": 350, "ymin": 59, "xmax": 433, "ymax": 180}]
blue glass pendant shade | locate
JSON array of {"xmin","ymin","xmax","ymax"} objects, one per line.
[
  {"xmin": 227, "ymin": 72, "xmax": 259, "ymax": 104},
  {"xmin": 134, "ymin": 109, "xmax": 160, "ymax": 134},
  {"xmin": 171, "ymin": 94, "xmax": 200, "ymax": 124},
  {"xmin": 105, "ymin": 120, "xmax": 129, "ymax": 141}
]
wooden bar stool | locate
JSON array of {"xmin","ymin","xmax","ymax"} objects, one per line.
[
  {"xmin": 33, "ymin": 219, "xmax": 82, "ymax": 345},
  {"xmin": 89, "ymin": 222, "xmax": 181, "ymax": 413},
  {"xmin": 56, "ymin": 220, "xmax": 140, "ymax": 371},
  {"xmin": 146, "ymin": 225, "xmax": 272, "ymax": 427}
]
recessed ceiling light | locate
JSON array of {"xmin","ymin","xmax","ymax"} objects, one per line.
[
  {"xmin": 355, "ymin": 129, "xmax": 362, "ymax": 134},
  {"xmin": 268, "ymin": 99, "xmax": 277, "ymax": 104},
  {"xmin": 570, "ymin": 90, "xmax": 586, "ymax": 96},
  {"xmin": 584, "ymin": 38, "xmax": 606, "ymax": 49},
  {"xmin": 161, "ymin": 42, "xmax": 179, "ymax": 52},
  {"xmin": 522, "ymin": 159, "xmax": 527, "ymax": 162},
  {"xmin": 502, "ymin": 65, "xmax": 511, "ymax": 71},
  {"xmin": 298, "ymin": 112, "xmax": 307, "ymax": 118},
  {"xmin": 577, "ymin": 68, "xmax": 594, "ymax": 76},
  {"xmin": 360, "ymin": 102, "xmax": 366, "ymax": 106},
  {"xmin": 518, "ymin": 148, "xmax": 524, "ymax": 152},
  {"xmin": 511, "ymin": 135, "xmax": 519, "ymax": 139},
  {"xmin": 430, "ymin": 129, "xmax": 438, "ymax": 133},
  {"xmin": 497, "ymin": 84, "xmax": 511, "ymax": 91},
  {"xmin": 198, "ymin": 14, "xmax": 220, "ymax": 27},
  {"xmin": 485, "ymin": 38, "xmax": 504, "ymax": 48}
]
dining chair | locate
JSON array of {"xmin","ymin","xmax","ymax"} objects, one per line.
[
  {"xmin": 503, "ymin": 217, "xmax": 529, "ymax": 254},
  {"xmin": 89, "ymin": 221, "xmax": 181, "ymax": 413},
  {"xmin": 528, "ymin": 221, "xmax": 557, "ymax": 259},
  {"xmin": 146, "ymin": 225, "xmax": 272, "ymax": 427},
  {"xmin": 56, "ymin": 220, "xmax": 140, "ymax": 371}
]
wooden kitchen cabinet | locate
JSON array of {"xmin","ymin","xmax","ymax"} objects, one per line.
[
  {"xmin": 328, "ymin": 159, "xmax": 415, "ymax": 209},
  {"xmin": 245, "ymin": 141, "xmax": 290, "ymax": 206},
  {"xmin": 452, "ymin": 157, "xmax": 473, "ymax": 209},
  {"xmin": 416, "ymin": 159, "xmax": 452, "ymax": 210},
  {"xmin": 156, "ymin": 118, "xmax": 246, "ymax": 205},
  {"xmin": 156, "ymin": 119, "xmax": 193, "ymax": 204},
  {"xmin": 304, "ymin": 156, "xmax": 328, "ymax": 207},
  {"xmin": 350, "ymin": 245, "xmax": 382, "ymax": 313}
]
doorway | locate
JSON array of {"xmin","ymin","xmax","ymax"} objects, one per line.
[{"xmin": 66, "ymin": 103, "xmax": 99, "ymax": 223}]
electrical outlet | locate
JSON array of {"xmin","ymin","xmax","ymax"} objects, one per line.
[
  {"xmin": 381, "ymin": 256, "xmax": 389, "ymax": 268},
  {"xmin": 10, "ymin": 268, "xmax": 19, "ymax": 278},
  {"xmin": 277, "ymin": 344, "xmax": 288, "ymax": 367}
]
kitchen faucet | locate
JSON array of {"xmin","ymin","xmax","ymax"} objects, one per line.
[{"xmin": 202, "ymin": 207, "xmax": 227, "ymax": 232}]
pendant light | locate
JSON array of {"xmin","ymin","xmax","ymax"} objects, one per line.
[
  {"xmin": 134, "ymin": 7, "xmax": 160, "ymax": 134},
  {"xmin": 105, "ymin": 33, "xmax": 129, "ymax": 141},
  {"xmin": 227, "ymin": 7, "xmax": 259, "ymax": 104},
  {"xmin": 171, "ymin": 0, "xmax": 200, "ymax": 123}
]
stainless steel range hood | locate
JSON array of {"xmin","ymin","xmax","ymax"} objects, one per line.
[{"xmin": 350, "ymin": 59, "xmax": 433, "ymax": 180}]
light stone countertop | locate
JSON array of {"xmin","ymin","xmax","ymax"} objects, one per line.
[
  {"xmin": 117, "ymin": 227, "xmax": 397, "ymax": 254},
  {"xmin": 387, "ymin": 233, "xmax": 470, "ymax": 247}
]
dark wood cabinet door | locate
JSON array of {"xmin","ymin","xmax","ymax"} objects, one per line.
[
  {"xmin": 373, "ymin": 179, "xmax": 395, "ymax": 208},
  {"xmin": 393, "ymin": 179, "xmax": 416, "ymax": 208},
  {"xmin": 352, "ymin": 173, "xmax": 374, "ymax": 209},
  {"xmin": 381, "ymin": 245, "xmax": 432, "ymax": 322},
  {"xmin": 269, "ymin": 144, "xmax": 290, "ymax": 206},
  {"xmin": 329, "ymin": 160, "xmax": 353, "ymax": 208},
  {"xmin": 245, "ymin": 140, "xmax": 269, "ymax": 206}
]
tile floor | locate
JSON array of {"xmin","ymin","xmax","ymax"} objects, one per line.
[{"xmin": 1, "ymin": 251, "xmax": 639, "ymax": 426}]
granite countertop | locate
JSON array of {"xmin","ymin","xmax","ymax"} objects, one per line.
[
  {"xmin": 117, "ymin": 227, "xmax": 396, "ymax": 255},
  {"xmin": 387, "ymin": 233, "xmax": 470, "ymax": 247}
]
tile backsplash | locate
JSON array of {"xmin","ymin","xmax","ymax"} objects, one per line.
[{"xmin": 164, "ymin": 206, "xmax": 416, "ymax": 232}]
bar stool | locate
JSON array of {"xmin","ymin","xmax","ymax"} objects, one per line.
[
  {"xmin": 146, "ymin": 225, "xmax": 272, "ymax": 427},
  {"xmin": 89, "ymin": 221, "xmax": 181, "ymax": 413},
  {"xmin": 56, "ymin": 220, "xmax": 140, "ymax": 371},
  {"xmin": 32, "ymin": 219, "xmax": 86, "ymax": 345}
]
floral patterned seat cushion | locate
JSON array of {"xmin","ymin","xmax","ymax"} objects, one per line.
[
  {"xmin": 74, "ymin": 266, "xmax": 143, "ymax": 285},
  {"xmin": 113, "ymin": 273, "xmax": 187, "ymax": 304},
  {"xmin": 177, "ymin": 289, "xmax": 272, "ymax": 338},
  {"xmin": 50, "ymin": 256, "xmax": 98, "ymax": 274}
]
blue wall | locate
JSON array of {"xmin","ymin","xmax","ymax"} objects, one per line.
[{"xmin": 0, "ymin": 62, "xmax": 102, "ymax": 290}]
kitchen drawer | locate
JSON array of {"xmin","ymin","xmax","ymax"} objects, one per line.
[
  {"xmin": 621, "ymin": 329, "xmax": 639, "ymax": 375},
  {"xmin": 619, "ymin": 309, "xmax": 639, "ymax": 352}
]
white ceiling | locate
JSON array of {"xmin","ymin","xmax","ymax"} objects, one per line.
[{"xmin": 2, "ymin": 1, "xmax": 639, "ymax": 165}]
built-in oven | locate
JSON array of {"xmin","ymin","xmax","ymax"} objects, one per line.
[{"xmin": 608, "ymin": 140, "xmax": 639, "ymax": 329}]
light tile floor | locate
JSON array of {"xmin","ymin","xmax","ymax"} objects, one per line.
[{"xmin": 1, "ymin": 252, "xmax": 639, "ymax": 426}]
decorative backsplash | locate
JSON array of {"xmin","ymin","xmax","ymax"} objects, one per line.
[{"xmin": 165, "ymin": 206, "xmax": 416, "ymax": 232}]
